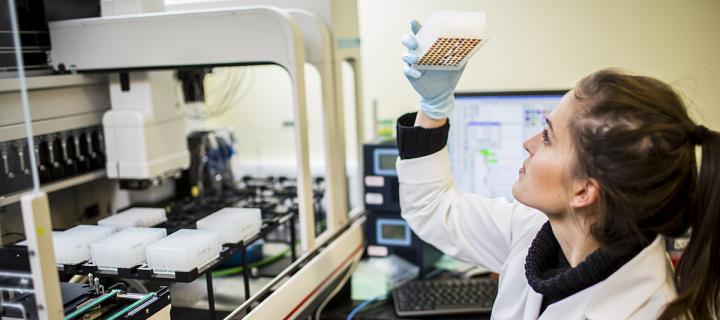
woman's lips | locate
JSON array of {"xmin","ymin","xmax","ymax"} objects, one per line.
[{"xmin": 519, "ymin": 166, "xmax": 525, "ymax": 175}]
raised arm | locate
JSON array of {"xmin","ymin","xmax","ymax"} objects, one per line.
[{"xmin": 397, "ymin": 20, "xmax": 545, "ymax": 271}]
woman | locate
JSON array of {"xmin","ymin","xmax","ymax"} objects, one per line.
[{"xmin": 397, "ymin": 21, "xmax": 719, "ymax": 319}]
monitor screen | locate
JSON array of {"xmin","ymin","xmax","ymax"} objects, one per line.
[
  {"xmin": 449, "ymin": 91, "xmax": 567, "ymax": 200},
  {"xmin": 378, "ymin": 154, "xmax": 398, "ymax": 171},
  {"xmin": 381, "ymin": 223, "xmax": 407, "ymax": 240},
  {"xmin": 372, "ymin": 148, "xmax": 399, "ymax": 176}
]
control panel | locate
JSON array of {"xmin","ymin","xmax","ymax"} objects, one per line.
[{"xmin": 0, "ymin": 126, "xmax": 105, "ymax": 197}]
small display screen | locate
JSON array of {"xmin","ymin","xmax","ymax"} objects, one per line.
[
  {"xmin": 378, "ymin": 154, "xmax": 398, "ymax": 171},
  {"xmin": 382, "ymin": 224, "xmax": 407, "ymax": 240}
]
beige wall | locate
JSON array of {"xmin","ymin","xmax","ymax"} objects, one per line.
[{"xmin": 359, "ymin": 0, "xmax": 720, "ymax": 129}]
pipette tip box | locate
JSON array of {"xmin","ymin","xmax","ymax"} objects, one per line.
[
  {"xmin": 91, "ymin": 227, "xmax": 167, "ymax": 269},
  {"xmin": 98, "ymin": 207, "xmax": 167, "ymax": 230},
  {"xmin": 54, "ymin": 225, "xmax": 116, "ymax": 265},
  {"xmin": 146, "ymin": 229, "xmax": 221, "ymax": 273},
  {"xmin": 414, "ymin": 11, "xmax": 488, "ymax": 71},
  {"xmin": 196, "ymin": 207, "xmax": 261, "ymax": 244}
]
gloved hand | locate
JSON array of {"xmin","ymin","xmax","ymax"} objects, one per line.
[{"xmin": 402, "ymin": 20, "xmax": 467, "ymax": 119}]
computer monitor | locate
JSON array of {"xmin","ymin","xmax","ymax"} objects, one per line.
[{"xmin": 449, "ymin": 91, "xmax": 567, "ymax": 200}]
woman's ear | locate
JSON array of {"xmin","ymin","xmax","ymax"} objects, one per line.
[{"xmin": 570, "ymin": 177, "xmax": 600, "ymax": 209}]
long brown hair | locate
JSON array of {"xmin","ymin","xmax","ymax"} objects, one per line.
[{"xmin": 571, "ymin": 69, "xmax": 719, "ymax": 319}]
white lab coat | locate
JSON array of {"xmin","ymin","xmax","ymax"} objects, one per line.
[{"xmin": 397, "ymin": 147, "xmax": 678, "ymax": 320}]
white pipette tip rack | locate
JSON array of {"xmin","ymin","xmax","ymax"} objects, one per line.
[
  {"xmin": 414, "ymin": 11, "xmax": 488, "ymax": 71},
  {"xmin": 54, "ymin": 225, "xmax": 116, "ymax": 265},
  {"xmin": 91, "ymin": 227, "xmax": 167, "ymax": 270},
  {"xmin": 97, "ymin": 207, "xmax": 167, "ymax": 230},
  {"xmin": 196, "ymin": 207, "xmax": 262, "ymax": 244},
  {"xmin": 146, "ymin": 229, "xmax": 221, "ymax": 273}
]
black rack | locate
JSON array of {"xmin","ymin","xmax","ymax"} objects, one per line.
[{"xmin": 57, "ymin": 212, "xmax": 297, "ymax": 320}]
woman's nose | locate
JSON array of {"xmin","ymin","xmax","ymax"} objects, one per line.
[{"xmin": 523, "ymin": 133, "xmax": 542, "ymax": 155}]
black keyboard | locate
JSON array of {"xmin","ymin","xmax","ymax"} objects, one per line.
[{"xmin": 392, "ymin": 278, "xmax": 497, "ymax": 317}]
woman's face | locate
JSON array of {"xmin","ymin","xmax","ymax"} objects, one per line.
[{"xmin": 512, "ymin": 91, "xmax": 580, "ymax": 215}]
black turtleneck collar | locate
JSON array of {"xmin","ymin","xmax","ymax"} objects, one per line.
[{"xmin": 524, "ymin": 222, "xmax": 651, "ymax": 315}]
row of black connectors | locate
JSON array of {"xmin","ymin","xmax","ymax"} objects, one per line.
[{"xmin": 0, "ymin": 126, "xmax": 106, "ymax": 198}]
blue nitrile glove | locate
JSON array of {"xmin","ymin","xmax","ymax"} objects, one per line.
[{"xmin": 402, "ymin": 20, "xmax": 467, "ymax": 119}]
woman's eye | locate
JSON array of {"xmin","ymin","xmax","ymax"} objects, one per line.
[{"xmin": 542, "ymin": 129, "xmax": 550, "ymax": 145}]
